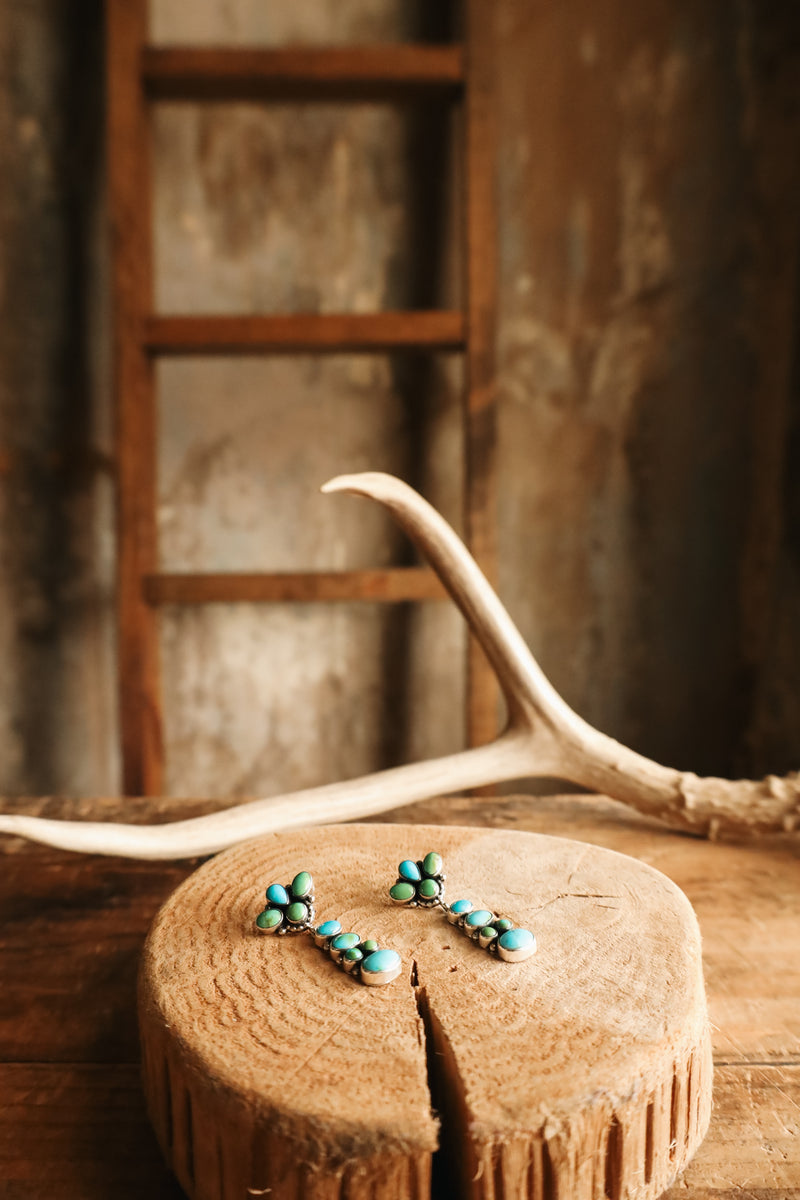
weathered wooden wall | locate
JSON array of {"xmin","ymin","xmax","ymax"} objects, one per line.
[
  {"xmin": 495, "ymin": 1, "xmax": 800, "ymax": 780},
  {"xmin": 0, "ymin": 0, "xmax": 115, "ymax": 795},
  {"xmin": 0, "ymin": 0, "xmax": 798, "ymax": 797}
]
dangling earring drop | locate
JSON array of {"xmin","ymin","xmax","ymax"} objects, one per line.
[
  {"xmin": 256, "ymin": 870, "xmax": 402, "ymax": 987},
  {"xmin": 389, "ymin": 852, "xmax": 536, "ymax": 963}
]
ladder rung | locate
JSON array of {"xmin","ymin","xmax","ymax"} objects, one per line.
[
  {"xmin": 144, "ymin": 568, "xmax": 448, "ymax": 605},
  {"xmin": 144, "ymin": 312, "xmax": 465, "ymax": 355},
  {"xmin": 142, "ymin": 45, "xmax": 464, "ymax": 101}
]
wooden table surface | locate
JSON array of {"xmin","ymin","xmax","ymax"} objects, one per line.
[{"xmin": 1, "ymin": 791, "xmax": 798, "ymax": 1199}]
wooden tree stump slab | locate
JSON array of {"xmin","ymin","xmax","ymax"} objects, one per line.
[{"xmin": 139, "ymin": 824, "xmax": 712, "ymax": 1200}]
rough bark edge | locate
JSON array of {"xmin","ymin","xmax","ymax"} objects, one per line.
[
  {"xmin": 435, "ymin": 1007, "xmax": 714, "ymax": 1200},
  {"xmin": 140, "ymin": 1010, "xmax": 434, "ymax": 1200}
]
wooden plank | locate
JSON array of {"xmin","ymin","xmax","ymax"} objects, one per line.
[
  {"xmin": 143, "ymin": 567, "xmax": 447, "ymax": 605},
  {"xmin": 0, "ymin": 852, "xmax": 194, "ymax": 1062},
  {"xmin": 108, "ymin": 0, "xmax": 164, "ymax": 795},
  {"xmin": 0, "ymin": 1063, "xmax": 183, "ymax": 1199},
  {"xmin": 662, "ymin": 1064, "xmax": 800, "ymax": 1197},
  {"xmin": 142, "ymin": 44, "xmax": 464, "ymax": 101},
  {"xmin": 143, "ymin": 310, "xmax": 465, "ymax": 355},
  {"xmin": 463, "ymin": 2, "xmax": 501, "ymax": 750}
]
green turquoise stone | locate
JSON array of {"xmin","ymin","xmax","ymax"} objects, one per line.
[
  {"xmin": 465, "ymin": 909, "xmax": 493, "ymax": 928},
  {"xmin": 480, "ymin": 926, "xmax": 498, "ymax": 941},
  {"xmin": 390, "ymin": 881, "xmax": 416, "ymax": 903},
  {"xmin": 362, "ymin": 949, "xmax": 401, "ymax": 976},
  {"xmin": 344, "ymin": 947, "xmax": 363, "ymax": 962},
  {"xmin": 361, "ymin": 939, "xmax": 379, "ymax": 953},
  {"xmin": 418, "ymin": 878, "xmax": 439, "ymax": 900},
  {"xmin": 494, "ymin": 918, "xmax": 513, "ymax": 932},
  {"xmin": 422, "ymin": 852, "xmax": 443, "ymax": 877},
  {"xmin": 331, "ymin": 932, "xmax": 361, "ymax": 951},
  {"xmin": 285, "ymin": 902, "xmax": 308, "ymax": 924},
  {"xmin": 316, "ymin": 920, "xmax": 341, "ymax": 937},
  {"xmin": 398, "ymin": 860, "xmax": 421, "ymax": 882},
  {"xmin": 291, "ymin": 871, "xmax": 313, "ymax": 899},
  {"xmin": 266, "ymin": 883, "xmax": 289, "ymax": 906},
  {"xmin": 255, "ymin": 908, "xmax": 282, "ymax": 930},
  {"xmin": 498, "ymin": 928, "xmax": 535, "ymax": 952}
]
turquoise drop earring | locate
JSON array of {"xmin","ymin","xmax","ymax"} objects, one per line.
[
  {"xmin": 389, "ymin": 852, "xmax": 537, "ymax": 963},
  {"xmin": 256, "ymin": 871, "xmax": 402, "ymax": 987}
]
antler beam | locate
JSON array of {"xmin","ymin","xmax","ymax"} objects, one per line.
[{"xmin": 1, "ymin": 472, "xmax": 798, "ymax": 858}]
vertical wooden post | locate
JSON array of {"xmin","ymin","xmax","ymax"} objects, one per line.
[
  {"xmin": 107, "ymin": 0, "xmax": 163, "ymax": 794},
  {"xmin": 463, "ymin": 0, "xmax": 500, "ymax": 748}
]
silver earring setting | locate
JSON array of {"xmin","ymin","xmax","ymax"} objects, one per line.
[
  {"xmin": 256, "ymin": 871, "xmax": 402, "ymax": 987},
  {"xmin": 389, "ymin": 852, "xmax": 537, "ymax": 963}
]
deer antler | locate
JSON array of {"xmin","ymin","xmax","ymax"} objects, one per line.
[{"xmin": 1, "ymin": 472, "xmax": 798, "ymax": 858}]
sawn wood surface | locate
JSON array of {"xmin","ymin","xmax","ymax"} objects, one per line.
[{"xmin": 138, "ymin": 824, "xmax": 711, "ymax": 1198}]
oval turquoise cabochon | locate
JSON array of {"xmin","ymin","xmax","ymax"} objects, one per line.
[{"xmin": 362, "ymin": 949, "xmax": 401, "ymax": 975}]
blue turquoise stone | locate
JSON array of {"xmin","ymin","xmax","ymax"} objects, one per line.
[
  {"xmin": 451, "ymin": 899, "xmax": 473, "ymax": 914},
  {"xmin": 362, "ymin": 949, "xmax": 401, "ymax": 975},
  {"xmin": 498, "ymin": 928, "xmax": 535, "ymax": 952},
  {"xmin": 399, "ymin": 860, "xmax": 421, "ymax": 882},
  {"xmin": 316, "ymin": 919, "xmax": 341, "ymax": 937},
  {"xmin": 291, "ymin": 871, "xmax": 313, "ymax": 899},
  {"xmin": 331, "ymin": 932, "xmax": 361, "ymax": 952},
  {"xmin": 465, "ymin": 909, "xmax": 493, "ymax": 928},
  {"xmin": 266, "ymin": 883, "xmax": 289, "ymax": 906}
]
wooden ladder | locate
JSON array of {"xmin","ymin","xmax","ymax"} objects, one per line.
[{"xmin": 108, "ymin": 1, "xmax": 498, "ymax": 796}]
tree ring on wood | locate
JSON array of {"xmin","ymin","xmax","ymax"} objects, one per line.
[{"xmin": 138, "ymin": 824, "xmax": 712, "ymax": 1199}]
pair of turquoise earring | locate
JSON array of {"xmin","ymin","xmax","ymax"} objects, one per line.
[{"xmin": 254, "ymin": 852, "xmax": 537, "ymax": 988}]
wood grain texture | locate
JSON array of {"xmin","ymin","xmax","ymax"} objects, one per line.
[
  {"xmin": 142, "ymin": 45, "xmax": 464, "ymax": 101},
  {"xmin": 108, "ymin": 0, "xmax": 163, "ymax": 795},
  {"xmin": 143, "ymin": 567, "xmax": 447, "ymax": 605},
  {"xmin": 661, "ymin": 1064, "xmax": 800, "ymax": 1198},
  {"xmin": 0, "ymin": 1063, "xmax": 185, "ymax": 1200},
  {"xmin": 138, "ymin": 824, "xmax": 711, "ymax": 1199},
  {"xmin": 144, "ymin": 312, "xmax": 466, "ymax": 354}
]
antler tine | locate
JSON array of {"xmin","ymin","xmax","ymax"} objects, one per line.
[
  {"xmin": 324, "ymin": 473, "xmax": 686, "ymax": 810},
  {"xmin": 322, "ymin": 472, "xmax": 570, "ymax": 736},
  {"xmin": 1, "ymin": 471, "xmax": 798, "ymax": 857}
]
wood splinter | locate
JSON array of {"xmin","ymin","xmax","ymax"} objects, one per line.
[{"xmin": 1, "ymin": 471, "xmax": 798, "ymax": 857}]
